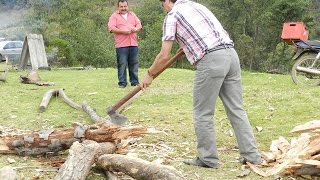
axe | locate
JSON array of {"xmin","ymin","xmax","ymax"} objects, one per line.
[{"xmin": 106, "ymin": 50, "xmax": 185, "ymax": 125}]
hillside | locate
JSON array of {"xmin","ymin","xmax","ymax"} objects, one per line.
[{"xmin": 0, "ymin": 8, "xmax": 27, "ymax": 40}]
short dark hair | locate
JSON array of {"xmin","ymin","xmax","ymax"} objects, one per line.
[
  {"xmin": 118, "ymin": 0, "xmax": 128, "ymax": 5},
  {"xmin": 159, "ymin": 0, "xmax": 177, "ymax": 2}
]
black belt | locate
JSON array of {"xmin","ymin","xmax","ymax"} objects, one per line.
[
  {"xmin": 194, "ymin": 44, "xmax": 234, "ymax": 65},
  {"xmin": 206, "ymin": 44, "xmax": 234, "ymax": 54}
]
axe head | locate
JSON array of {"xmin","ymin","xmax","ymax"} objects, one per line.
[{"xmin": 106, "ymin": 106, "xmax": 128, "ymax": 126}]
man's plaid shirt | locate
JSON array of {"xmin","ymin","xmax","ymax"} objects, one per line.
[{"xmin": 162, "ymin": 0, "xmax": 234, "ymax": 64}]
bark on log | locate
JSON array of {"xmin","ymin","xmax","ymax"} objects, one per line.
[
  {"xmin": 97, "ymin": 154, "xmax": 185, "ymax": 180},
  {"xmin": 0, "ymin": 123, "xmax": 147, "ymax": 156},
  {"xmin": 55, "ymin": 140, "xmax": 116, "ymax": 180}
]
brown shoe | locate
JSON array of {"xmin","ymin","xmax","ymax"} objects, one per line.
[{"xmin": 183, "ymin": 158, "xmax": 218, "ymax": 168}]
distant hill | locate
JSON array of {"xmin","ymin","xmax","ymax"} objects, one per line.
[{"xmin": 0, "ymin": 8, "xmax": 27, "ymax": 40}]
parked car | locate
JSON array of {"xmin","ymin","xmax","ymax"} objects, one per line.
[{"xmin": 0, "ymin": 40, "xmax": 24, "ymax": 61}]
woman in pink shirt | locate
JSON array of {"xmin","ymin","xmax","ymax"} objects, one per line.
[{"xmin": 108, "ymin": 0, "xmax": 142, "ymax": 88}]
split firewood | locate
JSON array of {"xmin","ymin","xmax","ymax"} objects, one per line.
[
  {"xmin": 290, "ymin": 120, "xmax": 320, "ymax": 133},
  {"xmin": 0, "ymin": 166, "xmax": 17, "ymax": 180},
  {"xmin": 0, "ymin": 123, "xmax": 148, "ymax": 156},
  {"xmin": 38, "ymin": 88, "xmax": 82, "ymax": 112},
  {"xmin": 97, "ymin": 154, "xmax": 185, "ymax": 180},
  {"xmin": 55, "ymin": 140, "xmax": 116, "ymax": 180},
  {"xmin": 249, "ymin": 120, "xmax": 320, "ymax": 178}
]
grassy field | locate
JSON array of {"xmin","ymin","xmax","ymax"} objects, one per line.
[{"xmin": 0, "ymin": 64, "xmax": 319, "ymax": 180}]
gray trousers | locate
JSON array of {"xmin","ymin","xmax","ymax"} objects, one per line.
[{"xmin": 193, "ymin": 48, "xmax": 261, "ymax": 167}]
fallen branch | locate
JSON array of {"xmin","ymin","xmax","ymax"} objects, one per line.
[
  {"xmin": 82, "ymin": 101, "xmax": 111, "ymax": 124},
  {"xmin": 58, "ymin": 88, "xmax": 82, "ymax": 110},
  {"xmin": 97, "ymin": 154, "xmax": 185, "ymax": 180},
  {"xmin": 38, "ymin": 88, "xmax": 82, "ymax": 112},
  {"xmin": 38, "ymin": 89, "xmax": 60, "ymax": 112}
]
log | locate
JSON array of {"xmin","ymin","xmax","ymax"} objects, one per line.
[
  {"xmin": 290, "ymin": 120, "xmax": 320, "ymax": 133},
  {"xmin": 55, "ymin": 140, "xmax": 116, "ymax": 180},
  {"xmin": 0, "ymin": 123, "xmax": 148, "ymax": 156},
  {"xmin": 97, "ymin": 154, "xmax": 185, "ymax": 180},
  {"xmin": 38, "ymin": 88, "xmax": 82, "ymax": 113},
  {"xmin": 58, "ymin": 88, "xmax": 82, "ymax": 110},
  {"xmin": 39, "ymin": 89, "xmax": 60, "ymax": 112},
  {"xmin": 82, "ymin": 101, "xmax": 111, "ymax": 124}
]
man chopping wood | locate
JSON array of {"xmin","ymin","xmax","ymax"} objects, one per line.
[{"xmin": 140, "ymin": 0, "xmax": 262, "ymax": 168}]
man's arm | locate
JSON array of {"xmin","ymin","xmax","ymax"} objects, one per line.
[
  {"xmin": 107, "ymin": 14, "xmax": 131, "ymax": 35},
  {"xmin": 140, "ymin": 40, "xmax": 174, "ymax": 89},
  {"xmin": 111, "ymin": 28, "xmax": 131, "ymax": 35}
]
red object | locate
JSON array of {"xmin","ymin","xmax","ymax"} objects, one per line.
[{"xmin": 281, "ymin": 22, "xmax": 309, "ymax": 44}]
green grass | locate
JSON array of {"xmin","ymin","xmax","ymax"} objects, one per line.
[{"xmin": 0, "ymin": 65, "xmax": 319, "ymax": 180}]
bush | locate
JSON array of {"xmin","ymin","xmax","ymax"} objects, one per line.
[{"xmin": 47, "ymin": 38, "xmax": 76, "ymax": 67}]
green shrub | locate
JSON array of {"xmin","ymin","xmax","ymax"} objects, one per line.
[{"xmin": 47, "ymin": 38, "xmax": 76, "ymax": 67}]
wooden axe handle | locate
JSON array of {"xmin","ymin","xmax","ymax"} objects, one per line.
[{"xmin": 111, "ymin": 50, "xmax": 185, "ymax": 111}]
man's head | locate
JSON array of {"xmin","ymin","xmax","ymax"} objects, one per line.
[
  {"xmin": 159, "ymin": 0, "xmax": 176, "ymax": 13},
  {"xmin": 118, "ymin": 0, "xmax": 129, "ymax": 14}
]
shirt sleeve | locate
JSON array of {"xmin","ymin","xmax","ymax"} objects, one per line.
[
  {"xmin": 162, "ymin": 13, "xmax": 177, "ymax": 41},
  {"xmin": 108, "ymin": 13, "xmax": 117, "ymax": 32},
  {"xmin": 131, "ymin": 12, "xmax": 142, "ymax": 29}
]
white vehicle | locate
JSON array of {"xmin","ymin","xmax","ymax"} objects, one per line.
[{"xmin": 0, "ymin": 40, "xmax": 24, "ymax": 61}]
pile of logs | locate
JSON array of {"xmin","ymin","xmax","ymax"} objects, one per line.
[
  {"xmin": 0, "ymin": 122, "xmax": 185, "ymax": 179},
  {"xmin": 0, "ymin": 87, "xmax": 185, "ymax": 179},
  {"xmin": 248, "ymin": 120, "xmax": 320, "ymax": 178}
]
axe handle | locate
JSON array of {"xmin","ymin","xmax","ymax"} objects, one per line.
[{"xmin": 111, "ymin": 50, "xmax": 184, "ymax": 111}]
